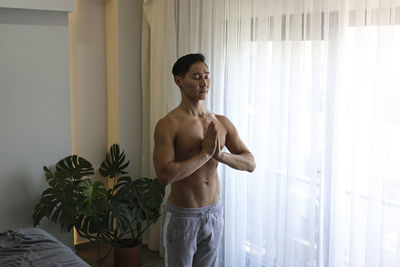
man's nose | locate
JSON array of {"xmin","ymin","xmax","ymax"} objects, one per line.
[{"xmin": 200, "ymin": 77, "xmax": 207, "ymax": 86}]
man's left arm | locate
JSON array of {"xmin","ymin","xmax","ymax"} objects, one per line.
[{"xmin": 214, "ymin": 116, "xmax": 256, "ymax": 172}]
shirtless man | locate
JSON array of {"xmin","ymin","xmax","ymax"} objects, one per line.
[{"xmin": 153, "ymin": 53, "xmax": 256, "ymax": 267}]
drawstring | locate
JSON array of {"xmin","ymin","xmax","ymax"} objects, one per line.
[{"xmin": 200, "ymin": 209, "xmax": 211, "ymax": 224}]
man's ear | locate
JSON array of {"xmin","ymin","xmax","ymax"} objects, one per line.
[{"xmin": 174, "ymin": 75, "xmax": 182, "ymax": 87}]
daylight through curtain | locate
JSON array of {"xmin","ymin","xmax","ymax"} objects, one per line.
[{"xmin": 142, "ymin": 0, "xmax": 400, "ymax": 266}]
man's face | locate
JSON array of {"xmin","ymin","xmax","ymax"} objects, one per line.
[{"xmin": 175, "ymin": 61, "xmax": 211, "ymax": 101}]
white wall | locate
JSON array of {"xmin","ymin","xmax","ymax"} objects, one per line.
[{"xmin": 0, "ymin": 7, "xmax": 73, "ymax": 246}]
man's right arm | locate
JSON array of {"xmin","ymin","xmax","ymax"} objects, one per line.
[{"xmin": 153, "ymin": 118, "xmax": 217, "ymax": 185}]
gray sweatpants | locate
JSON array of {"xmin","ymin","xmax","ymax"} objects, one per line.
[{"xmin": 161, "ymin": 200, "xmax": 224, "ymax": 267}]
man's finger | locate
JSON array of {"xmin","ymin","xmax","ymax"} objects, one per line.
[
  {"xmin": 206, "ymin": 121, "xmax": 215, "ymax": 138},
  {"xmin": 208, "ymin": 121, "xmax": 215, "ymax": 132},
  {"xmin": 212, "ymin": 128, "xmax": 217, "ymax": 139},
  {"xmin": 206, "ymin": 122, "xmax": 213, "ymax": 137}
]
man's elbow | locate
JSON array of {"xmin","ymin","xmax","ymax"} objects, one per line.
[
  {"xmin": 157, "ymin": 174, "xmax": 170, "ymax": 186},
  {"xmin": 157, "ymin": 177, "xmax": 168, "ymax": 186},
  {"xmin": 155, "ymin": 164, "xmax": 170, "ymax": 185},
  {"xmin": 247, "ymin": 153, "xmax": 256, "ymax": 172},
  {"xmin": 247, "ymin": 162, "xmax": 256, "ymax": 172},
  {"xmin": 156, "ymin": 167, "xmax": 175, "ymax": 185}
]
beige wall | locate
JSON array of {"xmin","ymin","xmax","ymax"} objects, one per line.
[
  {"xmin": 117, "ymin": 0, "xmax": 143, "ymax": 179},
  {"xmin": 69, "ymin": 0, "xmax": 143, "ymax": 245},
  {"xmin": 69, "ymin": 0, "xmax": 108, "ymax": 171},
  {"xmin": 0, "ymin": 0, "xmax": 143, "ymax": 247}
]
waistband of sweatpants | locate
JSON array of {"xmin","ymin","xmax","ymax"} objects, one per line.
[{"xmin": 165, "ymin": 199, "xmax": 222, "ymax": 217}]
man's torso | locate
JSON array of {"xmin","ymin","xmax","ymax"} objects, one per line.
[{"xmin": 166, "ymin": 109, "xmax": 227, "ymax": 208}]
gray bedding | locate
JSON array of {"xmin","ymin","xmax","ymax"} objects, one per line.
[{"xmin": 0, "ymin": 227, "xmax": 89, "ymax": 267}]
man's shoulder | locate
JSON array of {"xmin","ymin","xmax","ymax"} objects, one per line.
[
  {"xmin": 214, "ymin": 113, "xmax": 226, "ymax": 120},
  {"xmin": 214, "ymin": 114, "xmax": 236, "ymax": 133},
  {"xmin": 155, "ymin": 111, "xmax": 179, "ymax": 133},
  {"xmin": 214, "ymin": 114, "xmax": 231, "ymax": 125},
  {"xmin": 156, "ymin": 113, "xmax": 177, "ymax": 127}
]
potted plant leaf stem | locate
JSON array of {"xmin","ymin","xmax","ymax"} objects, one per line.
[{"xmin": 33, "ymin": 144, "xmax": 165, "ymax": 267}]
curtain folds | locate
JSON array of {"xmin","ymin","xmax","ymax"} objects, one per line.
[{"xmin": 142, "ymin": 0, "xmax": 400, "ymax": 266}]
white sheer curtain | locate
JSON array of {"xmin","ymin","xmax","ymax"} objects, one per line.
[
  {"xmin": 142, "ymin": 0, "xmax": 400, "ymax": 266},
  {"xmin": 330, "ymin": 7, "xmax": 400, "ymax": 267}
]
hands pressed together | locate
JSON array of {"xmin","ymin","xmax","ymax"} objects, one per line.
[{"xmin": 201, "ymin": 121, "xmax": 223, "ymax": 161}]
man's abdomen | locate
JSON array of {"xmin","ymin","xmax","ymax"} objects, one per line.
[{"xmin": 168, "ymin": 167, "xmax": 220, "ymax": 208}]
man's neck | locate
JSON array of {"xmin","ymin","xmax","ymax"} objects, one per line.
[{"xmin": 178, "ymin": 100, "xmax": 207, "ymax": 117}]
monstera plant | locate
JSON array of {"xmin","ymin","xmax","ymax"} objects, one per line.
[{"xmin": 33, "ymin": 144, "xmax": 165, "ymax": 260}]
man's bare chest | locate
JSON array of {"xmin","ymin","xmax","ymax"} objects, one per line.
[{"xmin": 174, "ymin": 116, "xmax": 226, "ymax": 160}]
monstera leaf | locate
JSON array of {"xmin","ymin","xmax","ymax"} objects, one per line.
[
  {"xmin": 75, "ymin": 215, "xmax": 103, "ymax": 241},
  {"xmin": 78, "ymin": 179, "xmax": 107, "ymax": 216},
  {"xmin": 43, "ymin": 166, "xmax": 72, "ymax": 189},
  {"xmin": 33, "ymin": 144, "xmax": 166, "ymax": 248},
  {"xmin": 33, "ymin": 182, "xmax": 78, "ymax": 231},
  {"xmin": 133, "ymin": 178, "xmax": 165, "ymax": 223},
  {"xmin": 99, "ymin": 144, "xmax": 129, "ymax": 178},
  {"xmin": 108, "ymin": 200, "xmax": 133, "ymax": 234},
  {"xmin": 56, "ymin": 155, "xmax": 94, "ymax": 180},
  {"xmin": 112, "ymin": 176, "xmax": 134, "ymax": 202}
]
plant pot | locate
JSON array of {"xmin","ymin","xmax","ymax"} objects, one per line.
[{"xmin": 113, "ymin": 244, "xmax": 141, "ymax": 267}]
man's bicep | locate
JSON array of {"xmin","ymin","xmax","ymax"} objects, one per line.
[
  {"xmin": 153, "ymin": 144, "xmax": 174, "ymax": 172},
  {"xmin": 153, "ymin": 120, "xmax": 175, "ymax": 172},
  {"xmin": 224, "ymin": 119, "xmax": 250, "ymax": 155}
]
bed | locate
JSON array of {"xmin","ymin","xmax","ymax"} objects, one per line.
[{"xmin": 0, "ymin": 227, "xmax": 89, "ymax": 266}]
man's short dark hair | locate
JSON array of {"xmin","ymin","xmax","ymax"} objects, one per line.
[{"xmin": 172, "ymin": 53, "xmax": 207, "ymax": 77}]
